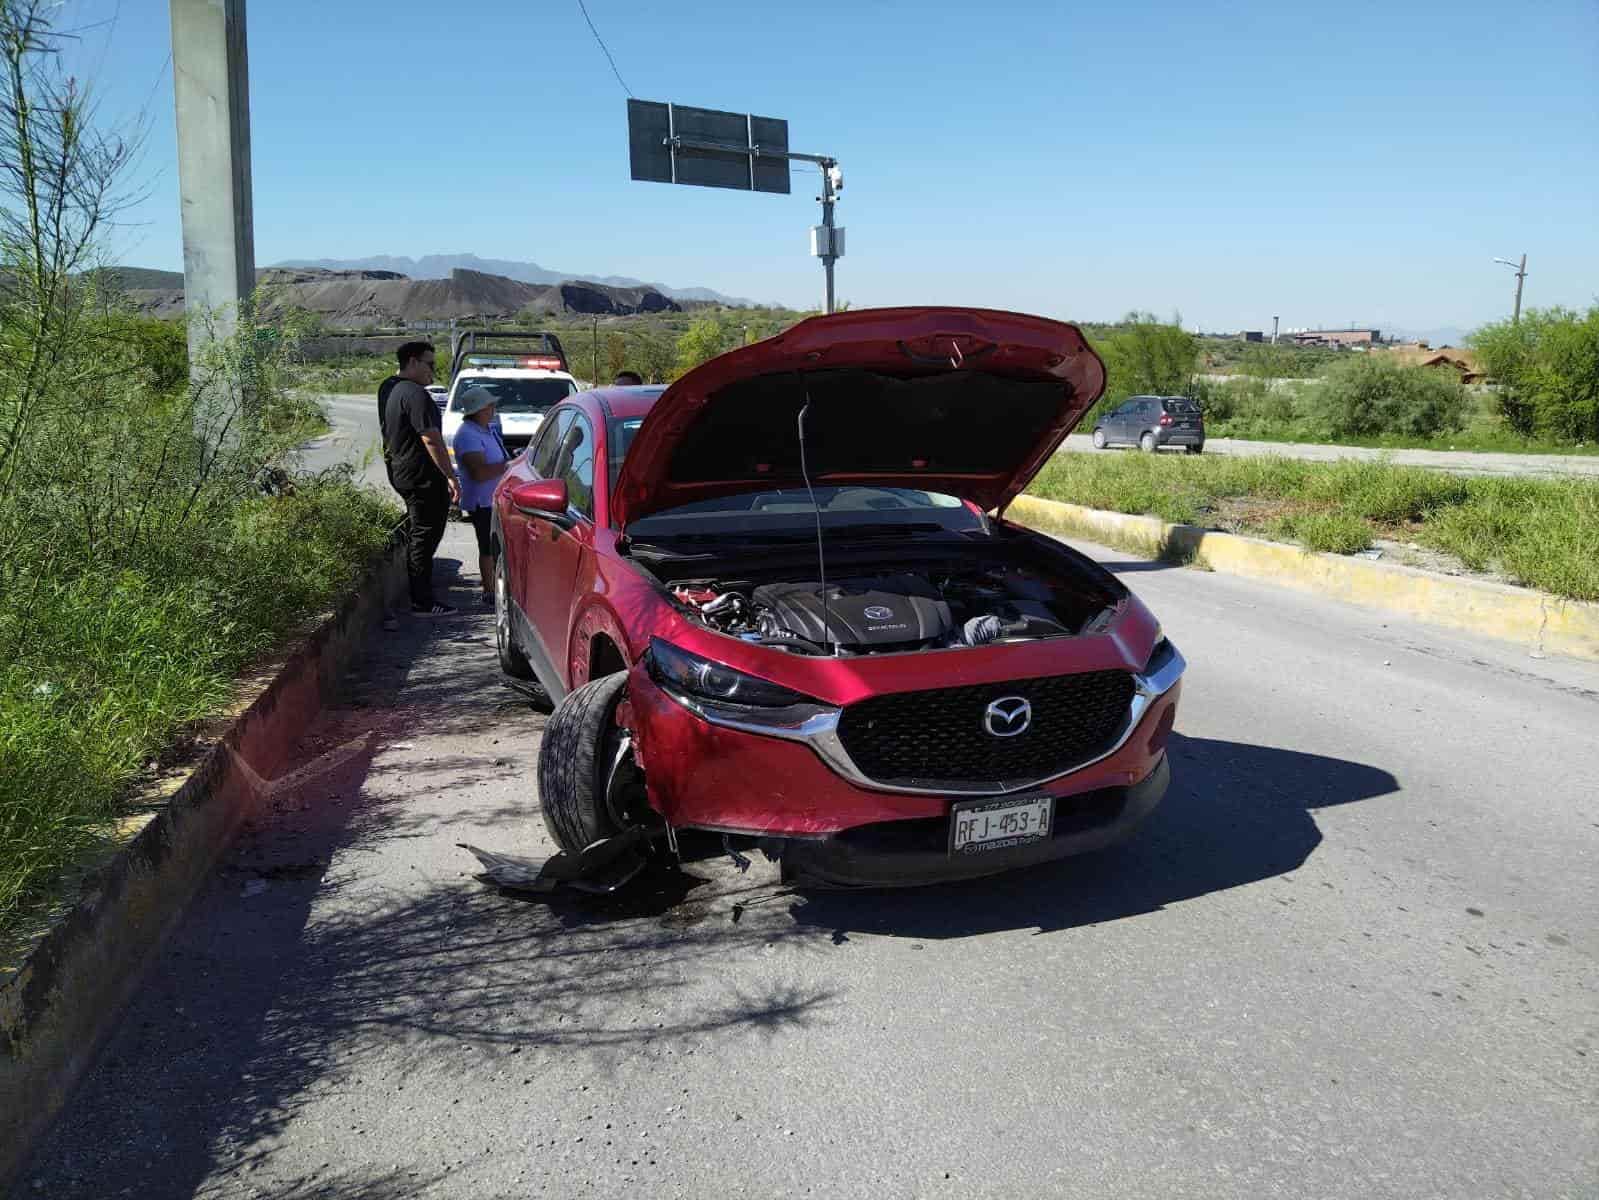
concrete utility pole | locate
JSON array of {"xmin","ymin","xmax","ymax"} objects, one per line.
[
  {"xmin": 1493, "ymin": 254, "xmax": 1528, "ymax": 323},
  {"xmin": 170, "ymin": 0, "xmax": 256, "ymax": 392}
]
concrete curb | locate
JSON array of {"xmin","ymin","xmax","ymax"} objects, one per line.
[
  {"xmin": 1009, "ymin": 494, "xmax": 1599, "ymax": 663},
  {"xmin": 0, "ymin": 540, "xmax": 407, "ymax": 1187}
]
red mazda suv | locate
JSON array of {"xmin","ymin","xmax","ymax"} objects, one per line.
[{"xmin": 491, "ymin": 308, "xmax": 1184, "ymax": 887}]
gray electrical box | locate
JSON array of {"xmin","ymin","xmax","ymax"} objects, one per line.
[
  {"xmin": 628, "ymin": 99, "xmax": 791, "ymax": 195},
  {"xmin": 810, "ymin": 226, "xmax": 845, "ymax": 258}
]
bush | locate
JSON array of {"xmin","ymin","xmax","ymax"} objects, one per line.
[
  {"xmin": 1472, "ymin": 307, "xmax": 1599, "ymax": 443},
  {"xmin": 1314, "ymin": 356, "xmax": 1469, "ymax": 439},
  {"xmin": 1086, "ymin": 315, "xmax": 1199, "ymax": 424}
]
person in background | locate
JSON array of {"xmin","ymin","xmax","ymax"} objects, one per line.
[
  {"xmin": 612, "ymin": 370, "xmax": 644, "ymax": 386},
  {"xmin": 382, "ymin": 341, "xmax": 460, "ymax": 616},
  {"xmin": 452, "ymin": 386, "xmax": 512, "ymax": 607},
  {"xmin": 375, "ymin": 367, "xmax": 404, "ymax": 630}
]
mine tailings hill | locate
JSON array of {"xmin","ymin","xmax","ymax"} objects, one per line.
[{"xmin": 119, "ymin": 267, "xmax": 690, "ymax": 323}]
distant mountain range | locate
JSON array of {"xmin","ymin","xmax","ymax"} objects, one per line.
[
  {"xmin": 271, "ymin": 254, "xmax": 757, "ymax": 308},
  {"xmin": 112, "ymin": 266, "xmax": 697, "ymax": 324}
]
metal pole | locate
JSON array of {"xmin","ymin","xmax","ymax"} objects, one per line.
[
  {"xmin": 1513, "ymin": 253, "xmax": 1526, "ymax": 324},
  {"xmin": 820, "ymin": 162, "xmax": 836, "ymax": 315}
]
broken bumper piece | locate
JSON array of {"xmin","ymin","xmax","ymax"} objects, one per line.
[{"xmin": 459, "ymin": 826, "xmax": 651, "ymax": 895}]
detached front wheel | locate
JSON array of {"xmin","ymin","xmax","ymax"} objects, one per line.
[{"xmin": 537, "ymin": 671, "xmax": 637, "ymax": 852}]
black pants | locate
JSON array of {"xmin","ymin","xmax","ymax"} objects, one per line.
[{"xmin": 400, "ymin": 480, "xmax": 450, "ymax": 608}]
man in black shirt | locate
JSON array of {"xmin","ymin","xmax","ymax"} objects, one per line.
[
  {"xmin": 377, "ymin": 372, "xmax": 400, "ymax": 488},
  {"xmin": 381, "ymin": 342, "xmax": 460, "ymax": 616}
]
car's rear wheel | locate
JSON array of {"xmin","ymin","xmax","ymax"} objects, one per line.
[
  {"xmin": 1091, "ymin": 428, "xmax": 1107, "ymax": 449},
  {"xmin": 537, "ymin": 671, "xmax": 638, "ymax": 852},
  {"xmin": 1140, "ymin": 432, "xmax": 1157, "ymax": 453},
  {"xmin": 494, "ymin": 548, "xmax": 534, "ymax": 681},
  {"xmin": 1186, "ymin": 443, "xmax": 1204, "ymax": 455}
]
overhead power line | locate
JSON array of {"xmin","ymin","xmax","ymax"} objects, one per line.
[{"xmin": 576, "ymin": 0, "xmax": 633, "ymax": 97}]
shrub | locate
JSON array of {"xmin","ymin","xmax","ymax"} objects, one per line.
[
  {"xmin": 1472, "ymin": 307, "xmax": 1599, "ymax": 443},
  {"xmin": 1314, "ymin": 356, "xmax": 1469, "ymax": 439}
]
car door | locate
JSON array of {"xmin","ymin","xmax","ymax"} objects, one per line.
[
  {"xmin": 521, "ymin": 409, "xmax": 595, "ymax": 690},
  {"xmin": 1132, "ymin": 399, "xmax": 1156, "ymax": 441},
  {"xmin": 503, "ymin": 408, "xmax": 570, "ymax": 679},
  {"xmin": 1108, "ymin": 400, "xmax": 1136, "ymax": 443}
]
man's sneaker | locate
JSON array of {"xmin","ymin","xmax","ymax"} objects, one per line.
[{"xmin": 411, "ymin": 601, "xmax": 458, "ymax": 617}]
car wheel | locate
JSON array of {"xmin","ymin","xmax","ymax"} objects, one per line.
[
  {"xmin": 494, "ymin": 548, "xmax": 535, "ymax": 681},
  {"xmin": 1140, "ymin": 432, "xmax": 1157, "ymax": 453},
  {"xmin": 537, "ymin": 671, "xmax": 635, "ymax": 852},
  {"xmin": 1091, "ymin": 428, "xmax": 1107, "ymax": 449},
  {"xmin": 1186, "ymin": 443, "xmax": 1204, "ymax": 455}
]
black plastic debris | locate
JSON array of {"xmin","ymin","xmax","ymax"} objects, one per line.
[{"xmin": 459, "ymin": 827, "xmax": 651, "ymax": 896}]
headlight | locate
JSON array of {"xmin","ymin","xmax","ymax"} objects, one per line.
[{"xmin": 647, "ymin": 639, "xmax": 811, "ymax": 709}]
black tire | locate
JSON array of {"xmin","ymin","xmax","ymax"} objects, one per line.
[
  {"xmin": 1091, "ymin": 428, "xmax": 1107, "ymax": 449},
  {"xmin": 537, "ymin": 671, "xmax": 630, "ymax": 851},
  {"xmin": 1140, "ymin": 432, "xmax": 1157, "ymax": 453},
  {"xmin": 494, "ymin": 543, "xmax": 534, "ymax": 680},
  {"xmin": 1186, "ymin": 443, "xmax": 1204, "ymax": 455}
]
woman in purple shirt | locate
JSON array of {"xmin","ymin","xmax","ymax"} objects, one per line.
[{"xmin": 453, "ymin": 387, "xmax": 512, "ymax": 606}]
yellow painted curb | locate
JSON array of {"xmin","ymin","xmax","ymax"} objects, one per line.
[{"xmin": 1009, "ymin": 493, "xmax": 1599, "ymax": 663}]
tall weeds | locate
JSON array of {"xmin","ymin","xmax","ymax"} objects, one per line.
[{"xmin": 0, "ymin": 3, "xmax": 396, "ymax": 932}]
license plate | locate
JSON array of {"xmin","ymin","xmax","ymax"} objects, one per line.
[{"xmin": 949, "ymin": 795, "xmax": 1053, "ymax": 855}]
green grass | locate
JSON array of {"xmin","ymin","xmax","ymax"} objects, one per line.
[
  {"xmin": 1028, "ymin": 452, "xmax": 1599, "ymax": 602},
  {"xmin": 0, "ymin": 476, "xmax": 399, "ymax": 934},
  {"xmin": 1200, "ymin": 381, "xmax": 1599, "ymax": 455}
]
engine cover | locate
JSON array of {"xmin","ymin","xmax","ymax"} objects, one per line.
[{"xmin": 752, "ymin": 575, "xmax": 953, "ymax": 649}]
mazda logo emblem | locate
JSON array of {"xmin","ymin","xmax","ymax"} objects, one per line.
[
  {"xmin": 863, "ymin": 605, "xmax": 894, "ymax": 620},
  {"xmin": 983, "ymin": 696, "xmax": 1031, "ymax": 738}
]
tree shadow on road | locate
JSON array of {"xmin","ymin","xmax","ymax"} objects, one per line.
[
  {"xmin": 788, "ymin": 733, "xmax": 1399, "ymax": 940},
  {"xmin": 20, "ymin": 583, "xmax": 834, "ymax": 1200}
]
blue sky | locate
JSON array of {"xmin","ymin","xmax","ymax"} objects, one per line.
[{"xmin": 65, "ymin": 0, "xmax": 1599, "ymax": 333}]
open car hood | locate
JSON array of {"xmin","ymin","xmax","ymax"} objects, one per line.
[{"xmin": 611, "ymin": 307, "xmax": 1106, "ymax": 527}]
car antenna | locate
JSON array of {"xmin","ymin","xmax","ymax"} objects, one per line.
[{"xmin": 796, "ymin": 386, "xmax": 837, "ymax": 656}]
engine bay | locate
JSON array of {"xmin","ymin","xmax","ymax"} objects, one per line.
[{"xmin": 671, "ymin": 563, "xmax": 1112, "ymax": 656}]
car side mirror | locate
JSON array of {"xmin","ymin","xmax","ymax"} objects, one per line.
[{"xmin": 510, "ymin": 479, "xmax": 568, "ymax": 517}]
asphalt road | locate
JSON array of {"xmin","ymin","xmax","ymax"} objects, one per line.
[
  {"xmin": 17, "ymin": 396, "xmax": 1597, "ymax": 1199},
  {"xmin": 1060, "ymin": 433, "xmax": 1599, "ymax": 478}
]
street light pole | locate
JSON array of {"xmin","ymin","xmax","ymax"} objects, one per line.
[
  {"xmin": 818, "ymin": 161, "xmax": 838, "ymax": 315},
  {"xmin": 1493, "ymin": 254, "xmax": 1528, "ymax": 323}
]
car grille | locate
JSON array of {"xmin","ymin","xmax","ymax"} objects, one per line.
[{"xmin": 835, "ymin": 670, "xmax": 1136, "ymax": 788}]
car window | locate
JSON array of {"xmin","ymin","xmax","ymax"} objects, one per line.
[
  {"xmin": 1163, "ymin": 398, "xmax": 1199, "ymax": 414},
  {"xmin": 449, "ymin": 375, "xmax": 574, "ymax": 415},
  {"xmin": 529, "ymin": 408, "xmax": 571, "ymax": 479},
  {"xmin": 553, "ymin": 413, "xmax": 595, "ymax": 520},
  {"xmin": 607, "ymin": 416, "xmax": 644, "ymax": 493}
]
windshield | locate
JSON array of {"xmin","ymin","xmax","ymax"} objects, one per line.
[
  {"xmin": 627, "ymin": 486, "xmax": 980, "ymax": 540},
  {"xmin": 451, "ymin": 376, "xmax": 573, "ymax": 416}
]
